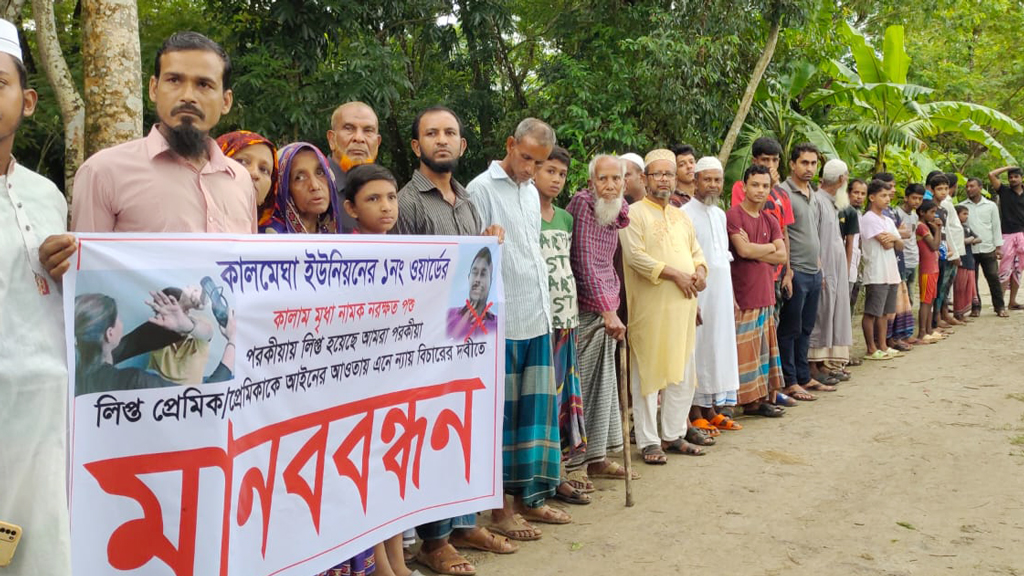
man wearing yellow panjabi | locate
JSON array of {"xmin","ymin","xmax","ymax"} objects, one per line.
[{"xmin": 619, "ymin": 148, "xmax": 708, "ymax": 465}]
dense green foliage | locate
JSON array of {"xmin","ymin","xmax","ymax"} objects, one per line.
[{"xmin": 13, "ymin": 0, "xmax": 1024, "ymax": 202}]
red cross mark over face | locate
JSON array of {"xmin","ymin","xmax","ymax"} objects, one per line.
[{"xmin": 464, "ymin": 299, "xmax": 493, "ymax": 342}]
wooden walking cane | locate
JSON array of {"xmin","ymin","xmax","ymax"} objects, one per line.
[{"xmin": 617, "ymin": 333, "xmax": 635, "ymax": 507}]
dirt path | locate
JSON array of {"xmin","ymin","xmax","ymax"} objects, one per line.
[{"xmin": 456, "ymin": 307, "xmax": 1024, "ymax": 576}]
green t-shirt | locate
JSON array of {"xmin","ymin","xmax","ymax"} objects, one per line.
[{"xmin": 540, "ymin": 207, "xmax": 579, "ymax": 329}]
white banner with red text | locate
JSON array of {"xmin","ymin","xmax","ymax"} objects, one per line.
[{"xmin": 64, "ymin": 233, "xmax": 504, "ymax": 576}]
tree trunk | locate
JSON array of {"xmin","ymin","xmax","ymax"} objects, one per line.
[
  {"xmin": 717, "ymin": 16, "xmax": 781, "ymax": 164},
  {"xmin": 81, "ymin": 0, "xmax": 143, "ymax": 158},
  {"xmin": 31, "ymin": 0, "xmax": 85, "ymax": 198},
  {"xmin": 1, "ymin": 0, "xmax": 26, "ymax": 21}
]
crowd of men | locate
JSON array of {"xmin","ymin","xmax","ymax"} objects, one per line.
[{"xmin": 5, "ymin": 26, "xmax": 1024, "ymax": 576}]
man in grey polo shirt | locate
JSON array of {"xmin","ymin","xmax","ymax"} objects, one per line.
[
  {"xmin": 396, "ymin": 105, "xmax": 512, "ymax": 574},
  {"xmin": 960, "ymin": 176, "xmax": 1006, "ymax": 316},
  {"xmin": 776, "ymin": 142, "xmax": 834, "ymax": 400}
]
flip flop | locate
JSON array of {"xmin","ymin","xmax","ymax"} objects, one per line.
[
  {"xmin": 884, "ymin": 348, "xmax": 906, "ymax": 358},
  {"xmin": 449, "ymin": 528, "xmax": 519, "ymax": 554},
  {"xmin": 565, "ymin": 469, "xmax": 595, "ymax": 493},
  {"xmin": 661, "ymin": 437, "xmax": 705, "ymax": 456},
  {"xmin": 589, "ymin": 460, "xmax": 640, "ymax": 480},
  {"xmin": 553, "ymin": 486, "xmax": 591, "ymax": 505},
  {"xmin": 804, "ymin": 381, "xmax": 838, "ymax": 392},
  {"xmin": 691, "ymin": 418, "xmax": 721, "ymax": 437},
  {"xmin": 709, "ymin": 413, "xmax": 743, "ymax": 431},
  {"xmin": 487, "ymin": 514, "xmax": 542, "ymax": 541},
  {"xmin": 685, "ymin": 425, "xmax": 716, "ymax": 446},
  {"xmin": 863, "ymin": 350, "xmax": 891, "ymax": 361},
  {"xmin": 744, "ymin": 402, "xmax": 785, "ymax": 417},
  {"xmin": 414, "ymin": 543, "xmax": 477, "ymax": 576},
  {"xmin": 773, "ymin": 392, "xmax": 798, "ymax": 407},
  {"xmin": 641, "ymin": 444, "xmax": 668, "ymax": 465},
  {"xmin": 519, "ymin": 505, "xmax": 571, "ymax": 525}
]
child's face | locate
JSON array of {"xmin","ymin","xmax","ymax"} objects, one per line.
[
  {"xmin": 534, "ymin": 159, "xmax": 568, "ymax": 202},
  {"xmin": 920, "ymin": 207, "xmax": 936, "ymax": 223},
  {"xmin": 958, "ymin": 209, "xmax": 969, "ymax": 225},
  {"xmin": 933, "ymin": 184, "xmax": 949, "ymax": 201},
  {"xmin": 905, "ymin": 193, "xmax": 923, "ymax": 210},
  {"xmin": 344, "ymin": 179, "xmax": 398, "ymax": 234},
  {"xmin": 869, "ymin": 189, "xmax": 891, "ymax": 210}
]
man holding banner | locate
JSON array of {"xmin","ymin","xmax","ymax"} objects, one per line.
[
  {"xmin": 469, "ymin": 118, "xmax": 570, "ymax": 539},
  {"xmin": 0, "ymin": 18, "xmax": 72, "ymax": 575},
  {"xmin": 398, "ymin": 105, "xmax": 515, "ymax": 574}
]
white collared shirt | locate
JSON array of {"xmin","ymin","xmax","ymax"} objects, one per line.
[{"xmin": 467, "ymin": 161, "xmax": 551, "ymax": 340}]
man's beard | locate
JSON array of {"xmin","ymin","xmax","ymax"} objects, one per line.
[
  {"xmin": 701, "ymin": 193, "xmax": 719, "ymax": 207},
  {"xmin": 594, "ymin": 194, "xmax": 624, "ymax": 226},
  {"xmin": 421, "ymin": 152, "xmax": 458, "ymax": 174},
  {"xmin": 651, "ymin": 188, "xmax": 672, "ymax": 200},
  {"xmin": 835, "ymin": 182, "xmax": 850, "ymax": 209},
  {"xmin": 166, "ymin": 119, "xmax": 208, "ymax": 159}
]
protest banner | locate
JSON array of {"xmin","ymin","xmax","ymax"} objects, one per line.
[{"xmin": 63, "ymin": 233, "xmax": 505, "ymax": 576}]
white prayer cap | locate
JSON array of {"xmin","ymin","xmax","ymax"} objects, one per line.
[
  {"xmin": 644, "ymin": 148, "xmax": 675, "ymax": 168},
  {"xmin": 619, "ymin": 152, "xmax": 644, "ymax": 172},
  {"xmin": 693, "ymin": 156, "xmax": 723, "ymax": 173},
  {"xmin": 822, "ymin": 158, "xmax": 849, "ymax": 184},
  {"xmin": 0, "ymin": 19, "xmax": 21, "ymax": 62}
]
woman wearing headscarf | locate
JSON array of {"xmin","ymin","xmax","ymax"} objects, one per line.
[
  {"xmin": 262, "ymin": 142, "xmax": 344, "ymax": 235},
  {"xmin": 257, "ymin": 142, "xmax": 376, "ymax": 575},
  {"xmin": 217, "ymin": 130, "xmax": 279, "ymax": 228}
]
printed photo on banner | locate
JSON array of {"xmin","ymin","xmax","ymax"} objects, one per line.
[
  {"xmin": 73, "ymin": 270, "xmax": 236, "ymax": 396},
  {"xmin": 446, "ymin": 245, "xmax": 498, "ymax": 342}
]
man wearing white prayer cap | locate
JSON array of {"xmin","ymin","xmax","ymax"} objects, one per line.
[
  {"xmin": 682, "ymin": 157, "xmax": 743, "ymax": 434},
  {"xmin": 0, "ymin": 17, "xmax": 73, "ymax": 576},
  {"xmin": 619, "ymin": 149, "xmax": 708, "ymax": 464},
  {"xmin": 619, "ymin": 152, "xmax": 646, "ymax": 204},
  {"xmin": 808, "ymin": 158, "xmax": 853, "ymax": 381}
]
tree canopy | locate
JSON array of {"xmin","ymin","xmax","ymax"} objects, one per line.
[{"xmin": 11, "ymin": 0, "xmax": 1024, "ymax": 203}]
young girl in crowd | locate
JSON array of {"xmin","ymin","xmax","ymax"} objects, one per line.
[
  {"xmin": 860, "ymin": 180, "xmax": 904, "ymax": 360},
  {"xmin": 341, "ymin": 163, "xmax": 421, "ymax": 576},
  {"xmin": 915, "ymin": 200, "xmax": 943, "ymax": 343}
]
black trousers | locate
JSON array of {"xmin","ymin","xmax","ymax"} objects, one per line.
[{"xmin": 972, "ymin": 250, "xmax": 1005, "ymax": 313}]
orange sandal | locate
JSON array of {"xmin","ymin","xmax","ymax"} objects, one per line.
[
  {"xmin": 691, "ymin": 418, "xmax": 720, "ymax": 437},
  {"xmin": 709, "ymin": 413, "xmax": 743, "ymax": 431}
]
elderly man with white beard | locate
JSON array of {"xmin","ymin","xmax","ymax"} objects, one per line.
[
  {"xmin": 564, "ymin": 154, "xmax": 634, "ymax": 489},
  {"xmin": 682, "ymin": 157, "xmax": 743, "ymax": 435},
  {"xmin": 808, "ymin": 159, "xmax": 853, "ymax": 381}
]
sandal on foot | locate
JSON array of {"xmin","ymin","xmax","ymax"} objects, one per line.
[
  {"xmin": 415, "ymin": 543, "xmax": 477, "ymax": 576},
  {"xmin": 691, "ymin": 418, "xmax": 721, "ymax": 437},
  {"xmin": 565, "ymin": 469, "xmax": 595, "ymax": 493},
  {"xmin": 998, "ymin": 309, "xmax": 1011, "ymax": 317},
  {"xmin": 774, "ymin": 392, "xmax": 798, "ymax": 407},
  {"xmin": 744, "ymin": 402, "xmax": 785, "ymax": 417},
  {"xmin": 487, "ymin": 514, "xmax": 542, "ymax": 541},
  {"xmin": 519, "ymin": 505, "xmax": 571, "ymax": 525},
  {"xmin": 685, "ymin": 425, "xmax": 716, "ymax": 446},
  {"xmin": 810, "ymin": 372, "xmax": 841, "ymax": 385},
  {"xmin": 553, "ymin": 485, "xmax": 591, "ymax": 505},
  {"xmin": 641, "ymin": 444, "xmax": 668, "ymax": 465},
  {"xmin": 662, "ymin": 437, "xmax": 705, "ymax": 456},
  {"xmin": 863, "ymin": 350, "xmax": 891, "ymax": 361},
  {"xmin": 449, "ymin": 528, "xmax": 519, "ymax": 554},
  {"xmin": 884, "ymin": 348, "xmax": 905, "ymax": 358},
  {"xmin": 846, "ymin": 356, "xmax": 863, "ymax": 366},
  {"xmin": 709, "ymin": 413, "xmax": 743, "ymax": 431},
  {"xmin": 589, "ymin": 460, "xmax": 640, "ymax": 480}
]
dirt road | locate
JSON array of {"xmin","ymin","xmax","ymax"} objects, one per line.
[{"xmin": 460, "ymin": 308, "xmax": 1024, "ymax": 576}]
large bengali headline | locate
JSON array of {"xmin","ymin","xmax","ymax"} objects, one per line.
[{"xmin": 64, "ymin": 233, "xmax": 505, "ymax": 576}]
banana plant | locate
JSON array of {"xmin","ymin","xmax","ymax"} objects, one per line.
[{"xmin": 806, "ymin": 22, "xmax": 1021, "ymax": 172}]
